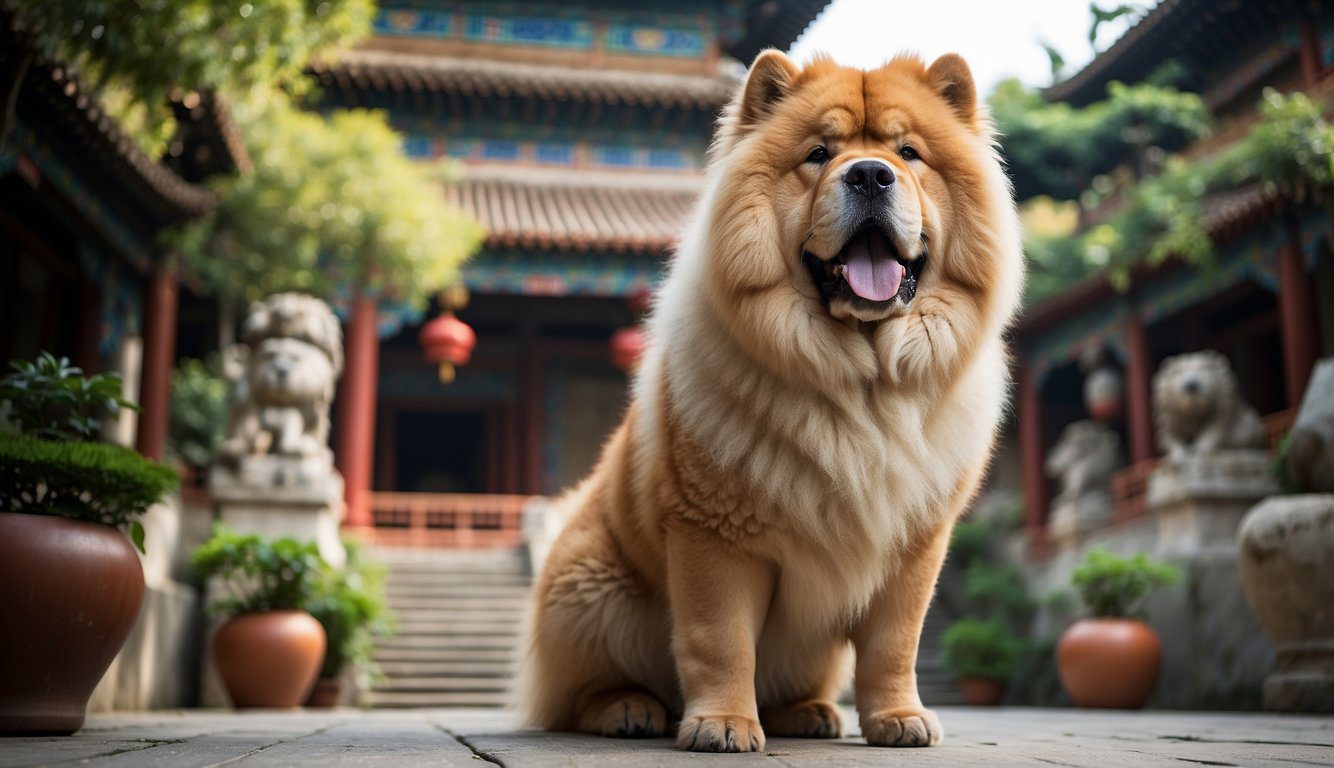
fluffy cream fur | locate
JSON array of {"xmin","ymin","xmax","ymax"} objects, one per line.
[{"xmin": 519, "ymin": 50, "xmax": 1024, "ymax": 752}]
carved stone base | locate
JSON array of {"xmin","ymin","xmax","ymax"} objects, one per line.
[
  {"xmin": 1047, "ymin": 491, "xmax": 1113, "ymax": 550},
  {"xmin": 1239, "ymin": 494, "xmax": 1334, "ymax": 713},
  {"xmin": 209, "ymin": 456, "xmax": 346, "ymax": 569},
  {"xmin": 1149, "ymin": 450, "xmax": 1278, "ymax": 555}
]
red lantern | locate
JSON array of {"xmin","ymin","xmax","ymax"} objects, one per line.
[
  {"xmin": 610, "ymin": 325, "xmax": 646, "ymax": 374},
  {"xmin": 418, "ymin": 311, "xmax": 476, "ymax": 383}
]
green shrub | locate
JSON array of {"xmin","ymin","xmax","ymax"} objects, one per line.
[
  {"xmin": 0, "ymin": 433, "xmax": 177, "ymax": 552},
  {"xmin": 942, "ymin": 617, "xmax": 1021, "ymax": 682},
  {"xmin": 1071, "ymin": 548, "xmax": 1178, "ymax": 618},
  {"xmin": 0, "ymin": 352, "xmax": 138, "ymax": 441},
  {"xmin": 191, "ymin": 526, "xmax": 327, "ymax": 616},
  {"xmin": 949, "ymin": 521, "xmax": 992, "ymax": 566},
  {"xmin": 168, "ymin": 357, "xmax": 230, "ymax": 470},
  {"xmin": 307, "ymin": 540, "xmax": 394, "ymax": 679},
  {"xmin": 963, "ymin": 561, "xmax": 1035, "ymax": 624}
]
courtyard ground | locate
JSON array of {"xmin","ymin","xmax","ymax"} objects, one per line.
[{"xmin": 3, "ymin": 707, "xmax": 1332, "ymax": 767}]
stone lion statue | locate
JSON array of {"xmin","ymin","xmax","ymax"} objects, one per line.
[
  {"xmin": 219, "ymin": 293, "xmax": 343, "ymax": 461},
  {"xmin": 1153, "ymin": 350, "xmax": 1263, "ymax": 464},
  {"xmin": 1045, "ymin": 420, "xmax": 1123, "ymax": 504}
]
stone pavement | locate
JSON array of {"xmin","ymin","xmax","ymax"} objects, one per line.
[{"xmin": 3, "ymin": 707, "xmax": 1332, "ymax": 767}]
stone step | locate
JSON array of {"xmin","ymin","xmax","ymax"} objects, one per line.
[
  {"xmin": 385, "ymin": 572, "xmax": 532, "ymax": 587},
  {"xmin": 383, "ymin": 605, "xmax": 529, "ymax": 621},
  {"xmin": 376, "ymin": 635, "xmax": 521, "ymax": 651},
  {"xmin": 362, "ymin": 690, "xmax": 511, "ymax": 708},
  {"xmin": 373, "ymin": 647, "xmax": 519, "ymax": 663},
  {"xmin": 391, "ymin": 620, "xmax": 523, "ymax": 637},
  {"xmin": 376, "ymin": 660, "xmax": 515, "ymax": 677},
  {"xmin": 384, "ymin": 585, "xmax": 532, "ymax": 599},
  {"xmin": 372, "ymin": 676, "xmax": 514, "ymax": 693}
]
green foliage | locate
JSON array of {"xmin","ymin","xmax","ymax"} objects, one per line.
[
  {"xmin": 191, "ymin": 525, "xmax": 326, "ymax": 616},
  {"xmin": 307, "ymin": 541, "xmax": 393, "ymax": 679},
  {"xmin": 168, "ymin": 357, "xmax": 230, "ymax": 470},
  {"xmin": 1071, "ymin": 548, "xmax": 1178, "ymax": 618},
  {"xmin": 942, "ymin": 617, "xmax": 1021, "ymax": 682},
  {"xmin": 173, "ymin": 94, "xmax": 486, "ymax": 308},
  {"xmin": 992, "ymin": 77, "xmax": 1209, "ymax": 202},
  {"xmin": 1020, "ymin": 88, "xmax": 1334, "ymax": 305},
  {"xmin": 964, "ymin": 561, "xmax": 1035, "ymax": 625},
  {"xmin": 14, "ymin": 0, "xmax": 374, "ymax": 154},
  {"xmin": 0, "ymin": 352, "xmax": 137, "ymax": 441},
  {"xmin": 949, "ymin": 521, "xmax": 992, "ymax": 567},
  {"xmin": 0, "ymin": 433, "xmax": 178, "ymax": 552}
]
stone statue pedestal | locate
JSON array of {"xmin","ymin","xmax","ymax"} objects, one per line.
[
  {"xmin": 1149, "ymin": 450, "xmax": 1278, "ymax": 555},
  {"xmin": 1239, "ymin": 494, "xmax": 1334, "ymax": 713},
  {"xmin": 210, "ymin": 455, "xmax": 347, "ymax": 569},
  {"xmin": 1047, "ymin": 491, "xmax": 1113, "ymax": 551}
]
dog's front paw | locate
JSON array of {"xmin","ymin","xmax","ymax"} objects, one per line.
[
  {"xmin": 861, "ymin": 707, "xmax": 943, "ymax": 747},
  {"xmin": 676, "ymin": 713, "xmax": 765, "ymax": 752},
  {"xmin": 577, "ymin": 691, "xmax": 668, "ymax": 738}
]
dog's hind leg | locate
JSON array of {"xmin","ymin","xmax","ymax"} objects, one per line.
[{"xmin": 520, "ymin": 518, "xmax": 676, "ymax": 737}]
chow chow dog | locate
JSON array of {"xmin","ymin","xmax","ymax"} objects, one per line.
[{"xmin": 520, "ymin": 49, "xmax": 1023, "ymax": 751}]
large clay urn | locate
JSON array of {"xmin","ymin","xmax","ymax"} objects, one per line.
[
  {"xmin": 1237, "ymin": 495, "xmax": 1334, "ymax": 712},
  {"xmin": 1057, "ymin": 618, "xmax": 1162, "ymax": 708},
  {"xmin": 0, "ymin": 513, "xmax": 145, "ymax": 734},
  {"xmin": 212, "ymin": 611, "xmax": 326, "ymax": 708}
]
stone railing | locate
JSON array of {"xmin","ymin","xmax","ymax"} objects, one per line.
[
  {"xmin": 1110, "ymin": 457, "xmax": 1160, "ymax": 524},
  {"xmin": 361, "ymin": 492, "xmax": 533, "ymax": 548}
]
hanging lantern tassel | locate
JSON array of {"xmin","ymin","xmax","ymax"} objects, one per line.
[{"xmin": 438, "ymin": 361, "xmax": 456, "ymax": 384}]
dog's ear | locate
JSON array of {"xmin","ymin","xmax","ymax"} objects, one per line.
[
  {"xmin": 739, "ymin": 49, "xmax": 799, "ymax": 128},
  {"xmin": 927, "ymin": 53, "xmax": 978, "ymax": 125}
]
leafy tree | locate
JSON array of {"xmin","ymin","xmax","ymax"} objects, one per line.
[
  {"xmin": 172, "ymin": 94, "xmax": 486, "ymax": 309},
  {"xmin": 6, "ymin": 0, "xmax": 373, "ymax": 153},
  {"xmin": 992, "ymin": 77, "xmax": 1209, "ymax": 202},
  {"xmin": 168, "ymin": 356, "xmax": 230, "ymax": 471}
]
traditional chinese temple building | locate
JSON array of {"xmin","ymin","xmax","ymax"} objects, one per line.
[
  {"xmin": 1006, "ymin": 1, "xmax": 1333, "ymax": 558},
  {"xmin": 312, "ymin": 0, "xmax": 829, "ymax": 540},
  {"xmin": 0, "ymin": 10, "xmax": 244, "ymax": 461}
]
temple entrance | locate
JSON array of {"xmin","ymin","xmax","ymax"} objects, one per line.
[{"xmin": 378, "ymin": 407, "xmax": 491, "ymax": 494}]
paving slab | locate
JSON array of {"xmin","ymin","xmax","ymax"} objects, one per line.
[{"xmin": 1, "ymin": 707, "xmax": 1330, "ymax": 768}]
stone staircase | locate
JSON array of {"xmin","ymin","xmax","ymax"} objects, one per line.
[
  {"xmin": 364, "ymin": 547, "xmax": 531, "ymax": 708},
  {"xmin": 915, "ymin": 595, "xmax": 967, "ymax": 706},
  {"xmin": 363, "ymin": 546, "xmax": 963, "ymax": 708}
]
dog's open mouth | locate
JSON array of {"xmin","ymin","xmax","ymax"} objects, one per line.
[{"xmin": 802, "ymin": 226, "xmax": 925, "ymax": 309}]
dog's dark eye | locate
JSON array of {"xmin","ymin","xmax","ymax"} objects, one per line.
[
  {"xmin": 805, "ymin": 146, "xmax": 829, "ymax": 164},
  {"xmin": 898, "ymin": 145, "xmax": 920, "ymax": 162}
]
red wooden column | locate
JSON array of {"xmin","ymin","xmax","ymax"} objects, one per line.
[
  {"xmin": 1277, "ymin": 222, "xmax": 1319, "ymax": 406},
  {"xmin": 1124, "ymin": 311, "xmax": 1156, "ymax": 463},
  {"xmin": 135, "ymin": 266, "xmax": 178, "ymax": 460},
  {"xmin": 1016, "ymin": 364, "xmax": 1048, "ymax": 548},
  {"xmin": 1301, "ymin": 19, "xmax": 1323, "ymax": 89},
  {"xmin": 335, "ymin": 292, "xmax": 379, "ymax": 528}
]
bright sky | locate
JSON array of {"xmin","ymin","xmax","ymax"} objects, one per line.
[{"xmin": 789, "ymin": 0, "xmax": 1141, "ymax": 98}]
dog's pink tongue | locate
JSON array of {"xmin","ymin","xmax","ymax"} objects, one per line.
[{"xmin": 844, "ymin": 237, "xmax": 904, "ymax": 302}]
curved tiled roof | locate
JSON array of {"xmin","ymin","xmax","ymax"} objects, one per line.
[
  {"xmin": 1043, "ymin": 0, "xmax": 1308, "ymax": 106},
  {"xmin": 443, "ymin": 164, "xmax": 701, "ymax": 254},
  {"xmin": 312, "ymin": 49, "xmax": 738, "ymax": 110}
]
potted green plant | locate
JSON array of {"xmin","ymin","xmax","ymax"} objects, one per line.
[
  {"xmin": 1057, "ymin": 548, "xmax": 1178, "ymax": 708},
  {"xmin": 167, "ymin": 356, "xmax": 230, "ymax": 484},
  {"xmin": 942, "ymin": 617, "xmax": 1020, "ymax": 705},
  {"xmin": 191, "ymin": 526, "xmax": 328, "ymax": 708},
  {"xmin": 0, "ymin": 353, "xmax": 177, "ymax": 735},
  {"xmin": 304, "ymin": 540, "xmax": 393, "ymax": 707}
]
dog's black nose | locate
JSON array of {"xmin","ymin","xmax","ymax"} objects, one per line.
[
  {"xmin": 843, "ymin": 160, "xmax": 895, "ymax": 198},
  {"xmin": 1183, "ymin": 379, "xmax": 1201, "ymax": 395}
]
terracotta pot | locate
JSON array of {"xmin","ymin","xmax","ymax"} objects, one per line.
[
  {"xmin": 212, "ymin": 611, "xmax": 326, "ymax": 708},
  {"xmin": 958, "ymin": 677, "xmax": 1006, "ymax": 706},
  {"xmin": 304, "ymin": 677, "xmax": 342, "ymax": 708},
  {"xmin": 1058, "ymin": 618, "xmax": 1162, "ymax": 708},
  {"xmin": 0, "ymin": 512, "xmax": 145, "ymax": 735}
]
